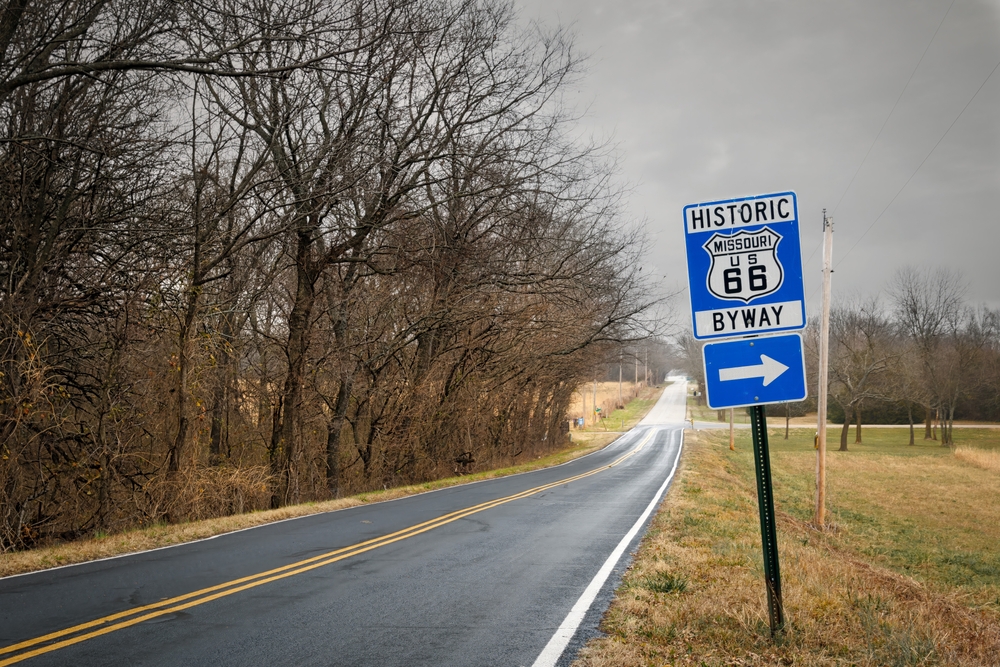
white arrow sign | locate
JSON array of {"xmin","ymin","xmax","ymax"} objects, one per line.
[{"xmin": 718, "ymin": 355, "xmax": 788, "ymax": 387}]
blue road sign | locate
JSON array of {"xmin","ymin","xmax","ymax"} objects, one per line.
[
  {"xmin": 684, "ymin": 191, "xmax": 806, "ymax": 340},
  {"xmin": 702, "ymin": 334, "xmax": 808, "ymax": 410}
]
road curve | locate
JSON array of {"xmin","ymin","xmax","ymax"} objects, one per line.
[{"xmin": 0, "ymin": 381, "xmax": 687, "ymax": 667}]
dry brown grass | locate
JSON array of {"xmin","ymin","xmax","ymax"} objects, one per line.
[
  {"xmin": 574, "ymin": 430, "xmax": 1000, "ymax": 667},
  {"xmin": 568, "ymin": 381, "xmax": 646, "ymax": 424},
  {"xmin": 954, "ymin": 446, "xmax": 1000, "ymax": 473},
  {"xmin": 1, "ymin": 388, "xmax": 666, "ymax": 579}
]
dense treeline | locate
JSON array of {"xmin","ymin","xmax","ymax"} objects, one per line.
[
  {"xmin": 676, "ymin": 268, "xmax": 1000, "ymax": 449},
  {"xmin": 0, "ymin": 0, "xmax": 654, "ymax": 550}
]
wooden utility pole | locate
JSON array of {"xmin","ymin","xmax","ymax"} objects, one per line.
[
  {"xmin": 619, "ymin": 350, "xmax": 623, "ymax": 407},
  {"xmin": 815, "ymin": 211, "xmax": 833, "ymax": 527},
  {"xmin": 593, "ymin": 377, "xmax": 598, "ymax": 426}
]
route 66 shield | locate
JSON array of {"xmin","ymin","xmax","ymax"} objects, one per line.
[{"xmin": 702, "ymin": 227, "xmax": 784, "ymax": 303}]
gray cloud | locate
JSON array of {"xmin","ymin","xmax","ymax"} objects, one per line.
[{"xmin": 516, "ymin": 0, "xmax": 1000, "ymax": 313}]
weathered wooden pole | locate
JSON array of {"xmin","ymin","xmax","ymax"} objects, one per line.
[{"xmin": 815, "ymin": 211, "xmax": 833, "ymax": 527}]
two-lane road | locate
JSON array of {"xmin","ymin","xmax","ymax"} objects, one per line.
[{"xmin": 1, "ymin": 380, "xmax": 687, "ymax": 666}]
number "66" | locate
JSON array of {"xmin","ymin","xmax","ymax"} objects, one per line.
[{"xmin": 723, "ymin": 265, "xmax": 767, "ymax": 294}]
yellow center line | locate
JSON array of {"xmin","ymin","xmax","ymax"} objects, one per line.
[{"xmin": 0, "ymin": 430, "xmax": 655, "ymax": 666}]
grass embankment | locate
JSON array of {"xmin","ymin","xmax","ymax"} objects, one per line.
[
  {"xmin": 686, "ymin": 391, "xmax": 732, "ymax": 424},
  {"xmin": 0, "ymin": 386, "xmax": 665, "ymax": 579},
  {"xmin": 568, "ymin": 380, "xmax": 659, "ymax": 428},
  {"xmin": 570, "ymin": 384, "xmax": 665, "ymax": 447},
  {"xmin": 575, "ymin": 427, "xmax": 1000, "ymax": 666}
]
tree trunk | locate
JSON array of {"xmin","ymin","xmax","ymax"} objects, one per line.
[
  {"xmin": 270, "ymin": 228, "xmax": 319, "ymax": 508},
  {"xmin": 907, "ymin": 403, "xmax": 914, "ymax": 446},
  {"xmin": 325, "ymin": 373, "xmax": 353, "ymax": 497},
  {"xmin": 208, "ymin": 382, "xmax": 225, "ymax": 464},
  {"xmin": 854, "ymin": 403, "xmax": 862, "ymax": 444},
  {"xmin": 209, "ymin": 312, "xmax": 235, "ymax": 464},
  {"xmin": 839, "ymin": 406, "xmax": 851, "ymax": 451},
  {"xmin": 942, "ymin": 406, "xmax": 955, "ymax": 446},
  {"xmin": 356, "ymin": 400, "xmax": 374, "ymax": 479},
  {"xmin": 325, "ymin": 264, "xmax": 360, "ymax": 495},
  {"xmin": 169, "ymin": 286, "xmax": 200, "ymax": 474},
  {"xmin": 272, "ymin": 291, "xmax": 314, "ymax": 506},
  {"xmin": 924, "ymin": 406, "xmax": 932, "ymax": 440}
]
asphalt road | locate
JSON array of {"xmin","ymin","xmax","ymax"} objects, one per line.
[{"xmin": 0, "ymin": 381, "xmax": 687, "ymax": 667}]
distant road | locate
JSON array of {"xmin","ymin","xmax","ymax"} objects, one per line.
[{"xmin": 0, "ymin": 381, "xmax": 687, "ymax": 667}]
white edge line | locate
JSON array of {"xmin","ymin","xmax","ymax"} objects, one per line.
[
  {"xmin": 0, "ymin": 426, "xmax": 657, "ymax": 583},
  {"xmin": 531, "ymin": 427, "xmax": 685, "ymax": 667}
]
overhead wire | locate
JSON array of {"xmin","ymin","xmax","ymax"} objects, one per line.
[
  {"xmin": 834, "ymin": 55, "xmax": 1000, "ymax": 271},
  {"xmin": 804, "ymin": 49, "xmax": 1000, "ymax": 310},
  {"xmin": 830, "ymin": 0, "xmax": 957, "ymax": 218},
  {"xmin": 802, "ymin": 0, "xmax": 957, "ymax": 270}
]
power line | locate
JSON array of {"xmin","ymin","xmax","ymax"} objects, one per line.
[
  {"xmin": 830, "ymin": 0, "xmax": 957, "ymax": 217},
  {"xmin": 800, "ymin": 1, "xmax": 957, "ymax": 276},
  {"xmin": 801, "ymin": 0, "xmax": 957, "ymax": 274},
  {"xmin": 835, "ymin": 55, "xmax": 1000, "ymax": 270}
]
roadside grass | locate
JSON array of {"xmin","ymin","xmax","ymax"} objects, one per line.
[
  {"xmin": 770, "ymin": 429, "xmax": 1000, "ymax": 596},
  {"xmin": 574, "ymin": 427, "xmax": 1000, "ymax": 666},
  {"xmin": 573, "ymin": 384, "xmax": 666, "ymax": 436},
  {"xmin": 687, "ymin": 392, "xmax": 732, "ymax": 424},
  {"xmin": 686, "ymin": 392, "xmax": 757, "ymax": 426},
  {"xmin": 568, "ymin": 381, "xmax": 651, "ymax": 425},
  {"xmin": 0, "ymin": 387, "xmax": 665, "ymax": 579}
]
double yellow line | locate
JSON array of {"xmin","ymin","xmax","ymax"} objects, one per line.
[{"xmin": 1, "ymin": 430, "xmax": 655, "ymax": 665}]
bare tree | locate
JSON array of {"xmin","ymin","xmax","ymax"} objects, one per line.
[
  {"xmin": 0, "ymin": 0, "xmax": 360, "ymax": 103},
  {"xmin": 889, "ymin": 268, "xmax": 964, "ymax": 446},
  {"xmin": 884, "ymin": 336, "xmax": 930, "ymax": 445},
  {"xmin": 935, "ymin": 306, "xmax": 995, "ymax": 445},
  {"xmin": 162, "ymin": 74, "xmax": 284, "ymax": 476},
  {"xmin": 675, "ymin": 333, "xmax": 705, "ymax": 405},
  {"xmin": 0, "ymin": 37, "xmax": 171, "ymax": 546},
  {"xmin": 828, "ymin": 299, "xmax": 895, "ymax": 450}
]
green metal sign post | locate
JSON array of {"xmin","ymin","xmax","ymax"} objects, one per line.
[{"xmin": 749, "ymin": 404, "xmax": 784, "ymax": 636}]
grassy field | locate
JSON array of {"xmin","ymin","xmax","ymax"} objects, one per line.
[
  {"xmin": 0, "ymin": 386, "xmax": 665, "ymax": 578},
  {"xmin": 575, "ymin": 426, "xmax": 1000, "ymax": 666}
]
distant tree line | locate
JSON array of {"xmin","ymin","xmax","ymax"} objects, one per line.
[
  {"xmin": 0, "ymin": 0, "xmax": 655, "ymax": 550},
  {"xmin": 820, "ymin": 268, "xmax": 999, "ymax": 449},
  {"xmin": 675, "ymin": 267, "xmax": 1000, "ymax": 448}
]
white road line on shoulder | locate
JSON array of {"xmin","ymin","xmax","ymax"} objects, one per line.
[{"xmin": 530, "ymin": 427, "xmax": 684, "ymax": 667}]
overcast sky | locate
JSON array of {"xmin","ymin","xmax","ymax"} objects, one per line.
[{"xmin": 515, "ymin": 0, "xmax": 1000, "ymax": 318}]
